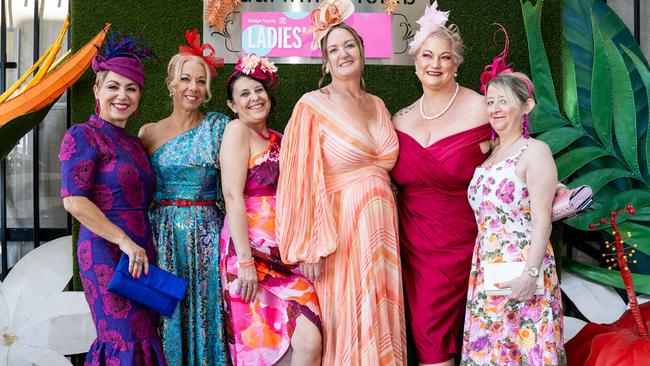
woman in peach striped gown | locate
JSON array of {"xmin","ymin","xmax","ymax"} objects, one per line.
[{"xmin": 276, "ymin": 23, "xmax": 406, "ymax": 365}]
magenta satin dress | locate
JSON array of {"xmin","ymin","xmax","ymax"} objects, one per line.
[{"xmin": 390, "ymin": 123, "xmax": 491, "ymax": 364}]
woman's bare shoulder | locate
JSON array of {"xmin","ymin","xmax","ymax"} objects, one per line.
[{"xmin": 392, "ymin": 100, "xmax": 418, "ymax": 129}]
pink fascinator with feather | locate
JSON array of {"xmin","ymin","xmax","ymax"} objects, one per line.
[
  {"xmin": 305, "ymin": 0, "xmax": 355, "ymax": 50},
  {"xmin": 408, "ymin": 1, "xmax": 450, "ymax": 55},
  {"xmin": 479, "ymin": 24, "xmax": 532, "ymax": 97}
]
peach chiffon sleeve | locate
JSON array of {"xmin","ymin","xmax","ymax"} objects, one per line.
[{"xmin": 276, "ymin": 99, "xmax": 337, "ymax": 264}]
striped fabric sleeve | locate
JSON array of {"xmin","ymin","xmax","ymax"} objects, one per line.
[{"xmin": 275, "ymin": 100, "xmax": 337, "ymax": 264}]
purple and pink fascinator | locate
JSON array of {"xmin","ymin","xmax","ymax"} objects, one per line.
[
  {"xmin": 305, "ymin": 0, "xmax": 355, "ymax": 50},
  {"xmin": 479, "ymin": 24, "xmax": 533, "ymax": 97},
  {"xmin": 408, "ymin": 1, "xmax": 450, "ymax": 55},
  {"xmin": 178, "ymin": 29, "xmax": 225, "ymax": 77},
  {"xmin": 92, "ymin": 31, "xmax": 152, "ymax": 88},
  {"xmin": 227, "ymin": 54, "xmax": 278, "ymax": 89}
]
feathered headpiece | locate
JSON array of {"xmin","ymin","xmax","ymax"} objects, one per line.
[
  {"xmin": 479, "ymin": 24, "xmax": 532, "ymax": 97},
  {"xmin": 305, "ymin": 0, "xmax": 355, "ymax": 50},
  {"xmin": 178, "ymin": 29, "xmax": 224, "ymax": 77},
  {"xmin": 92, "ymin": 30, "xmax": 152, "ymax": 87},
  {"xmin": 205, "ymin": 0, "xmax": 241, "ymax": 32},
  {"xmin": 227, "ymin": 54, "xmax": 278, "ymax": 89},
  {"xmin": 408, "ymin": 1, "xmax": 450, "ymax": 55}
]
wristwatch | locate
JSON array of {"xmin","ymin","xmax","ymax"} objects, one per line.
[{"xmin": 526, "ymin": 265, "xmax": 540, "ymax": 278}]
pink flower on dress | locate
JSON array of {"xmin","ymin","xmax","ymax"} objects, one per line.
[
  {"xmin": 124, "ymin": 139, "xmax": 151, "ymax": 172},
  {"xmin": 118, "ymin": 164, "xmax": 145, "ymax": 207},
  {"xmin": 521, "ymin": 187, "xmax": 529, "ymax": 199},
  {"xmin": 120, "ymin": 211, "xmax": 146, "ymax": 237},
  {"xmin": 496, "ymin": 179, "xmax": 516, "ymax": 204},
  {"xmin": 98, "ymin": 319, "xmax": 125, "ymax": 345},
  {"xmin": 73, "ymin": 160, "xmax": 95, "ymax": 190},
  {"xmin": 59, "ymin": 132, "xmax": 77, "ymax": 161},
  {"xmin": 97, "ymin": 149, "xmax": 117, "ymax": 172},
  {"xmin": 521, "ymin": 304, "xmax": 543, "ymax": 323},
  {"xmin": 130, "ymin": 308, "xmax": 154, "ymax": 339},
  {"xmin": 86, "ymin": 129, "xmax": 113, "ymax": 152},
  {"xmin": 482, "ymin": 177, "xmax": 496, "ymax": 195},
  {"xmin": 81, "ymin": 276, "xmax": 98, "ymax": 307},
  {"xmin": 94, "ymin": 264, "xmax": 115, "ymax": 288},
  {"xmin": 103, "ymin": 292, "xmax": 132, "ymax": 319},
  {"xmin": 105, "ymin": 356, "xmax": 121, "ymax": 366},
  {"xmin": 488, "ymin": 217, "xmax": 503, "ymax": 232},
  {"xmin": 78, "ymin": 240, "xmax": 93, "ymax": 271},
  {"xmin": 505, "ymin": 309, "xmax": 520, "ymax": 326},
  {"xmin": 91, "ymin": 184, "xmax": 114, "ymax": 210}
]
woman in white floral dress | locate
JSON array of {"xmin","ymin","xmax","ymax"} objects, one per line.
[{"xmin": 461, "ymin": 70, "xmax": 565, "ymax": 366}]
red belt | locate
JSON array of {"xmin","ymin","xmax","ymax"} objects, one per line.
[{"xmin": 157, "ymin": 199, "xmax": 216, "ymax": 207}]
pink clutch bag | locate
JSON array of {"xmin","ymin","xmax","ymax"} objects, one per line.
[{"xmin": 551, "ymin": 185, "xmax": 593, "ymax": 222}]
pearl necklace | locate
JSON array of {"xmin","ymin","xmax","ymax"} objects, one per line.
[{"xmin": 419, "ymin": 83, "xmax": 460, "ymax": 120}]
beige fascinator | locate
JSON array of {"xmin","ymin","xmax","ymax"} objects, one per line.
[{"xmin": 306, "ymin": 0, "xmax": 355, "ymax": 50}]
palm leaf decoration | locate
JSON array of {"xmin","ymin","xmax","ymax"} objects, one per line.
[{"xmin": 521, "ymin": 0, "xmax": 650, "ymax": 294}]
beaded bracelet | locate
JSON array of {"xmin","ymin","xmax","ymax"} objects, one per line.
[{"xmin": 239, "ymin": 258, "xmax": 255, "ymax": 268}]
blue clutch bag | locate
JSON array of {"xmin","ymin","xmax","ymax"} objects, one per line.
[{"xmin": 107, "ymin": 253, "xmax": 188, "ymax": 318}]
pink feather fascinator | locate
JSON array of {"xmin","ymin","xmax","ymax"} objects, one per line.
[{"xmin": 408, "ymin": 1, "xmax": 450, "ymax": 55}]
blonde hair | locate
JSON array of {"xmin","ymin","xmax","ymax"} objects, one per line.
[
  {"xmin": 485, "ymin": 72, "xmax": 536, "ymax": 105},
  {"xmin": 94, "ymin": 70, "xmax": 109, "ymax": 87},
  {"xmin": 166, "ymin": 54, "xmax": 213, "ymax": 103},
  {"xmin": 411, "ymin": 24, "xmax": 465, "ymax": 67},
  {"xmin": 318, "ymin": 23, "xmax": 366, "ymax": 91}
]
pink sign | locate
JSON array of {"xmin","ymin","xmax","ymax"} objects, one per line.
[{"xmin": 241, "ymin": 12, "xmax": 392, "ymax": 58}]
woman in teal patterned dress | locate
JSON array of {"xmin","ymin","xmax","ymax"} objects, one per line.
[{"xmin": 138, "ymin": 31, "xmax": 229, "ymax": 366}]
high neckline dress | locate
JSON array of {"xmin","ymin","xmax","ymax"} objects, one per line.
[{"xmin": 59, "ymin": 115, "xmax": 166, "ymax": 365}]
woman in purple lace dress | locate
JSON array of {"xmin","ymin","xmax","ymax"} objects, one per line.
[{"xmin": 59, "ymin": 34, "xmax": 166, "ymax": 365}]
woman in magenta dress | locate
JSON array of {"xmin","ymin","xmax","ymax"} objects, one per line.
[
  {"xmin": 390, "ymin": 3, "xmax": 491, "ymax": 365},
  {"xmin": 59, "ymin": 34, "xmax": 166, "ymax": 365}
]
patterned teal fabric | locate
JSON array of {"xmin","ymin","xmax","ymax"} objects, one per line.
[{"xmin": 149, "ymin": 112, "xmax": 230, "ymax": 366}]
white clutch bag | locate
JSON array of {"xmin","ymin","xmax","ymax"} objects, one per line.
[{"xmin": 483, "ymin": 262, "xmax": 544, "ymax": 296}]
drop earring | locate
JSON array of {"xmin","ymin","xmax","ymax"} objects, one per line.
[
  {"xmin": 523, "ymin": 113, "xmax": 530, "ymax": 139},
  {"xmin": 94, "ymin": 99, "xmax": 101, "ymax": 116}
]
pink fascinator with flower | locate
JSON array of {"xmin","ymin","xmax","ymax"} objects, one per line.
[
  {"xmin": 305, "ymin": 0, "xmax": 355, "ymax": 50},
  {"xmin": 228, "ymin": 54, "xmax": 278, "ymax": 89},
  {"xmin": 408, "ymin": 1, "xmax": 450, "ymax": 55},
  {"xmin": 178, "ymin": 29, "xmax": 225, "ymax": 77},
  {"xmin": 479, "ymin": 24, "xmax": 532, "ymax": 97}
]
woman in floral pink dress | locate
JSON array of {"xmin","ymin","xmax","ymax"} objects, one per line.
[
  {"xmin": 461, "ymin": 65, "xmax": 564, "ymax": 364},
  {"xmin": 219, "ymin": 56, "xmax": 321, "ymax": 366}
]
